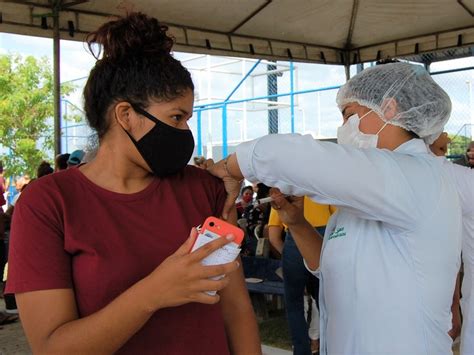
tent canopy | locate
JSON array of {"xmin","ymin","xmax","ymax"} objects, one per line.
[{"xmin": 2, "ymin": 0, "xmax": 474, "ymax": 65}]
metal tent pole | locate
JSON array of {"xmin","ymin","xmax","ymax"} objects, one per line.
[{"xmin": 53, "ymin": 0, "xmax": 62, "ymax": 156}]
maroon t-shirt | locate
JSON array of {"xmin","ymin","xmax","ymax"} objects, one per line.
[{"xmin": 6, "ymin": 166, "xmax": 230, "ymax": 355}]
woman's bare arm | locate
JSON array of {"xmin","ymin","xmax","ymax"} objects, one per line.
[{"xmin": 17, "ymin": 230, "xmax": 240, "ymax": 354}]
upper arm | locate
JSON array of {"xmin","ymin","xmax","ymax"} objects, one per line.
[
  {"xmin": 6, "ymin": 182, "xmax": 72, "ymax": 294},
  {"xmin": 219, "ymin": 257, "xmax": 256, "ymax": 330},
  {"xmin": 219, "ymin": 257, "xmax": 249, "ymax": 308},
  {"xmin": 16, "ymin": 289, "xmax": 78, "ymax": 353},
  {"xmin": 219, "ymin": 257, "xmax": 261, "ymax": 354},
  {"xmin": 268, "ymin": 225, "xmax": 284, "ymax": 247},
  {"xmin": 268, "ymin": 208, "xmax": 285, "ymax": 244},
  {"xmin": 267, "ymin": 208, "xmax": 283, "ymax": 227},
  {"xmin": 236, "ymin": 134, "xmax": 423, "ymax": 229}
]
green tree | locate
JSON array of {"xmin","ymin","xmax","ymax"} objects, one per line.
[
  {"xmin": 448, "ymin": 133, "xmax": 471, "ymax": 156},
  {"xmin": 0, "ymin": 53, "xmax": 74, "ymax": 177}
]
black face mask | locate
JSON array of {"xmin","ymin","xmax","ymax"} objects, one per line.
[{"xmin": 125, "ymin": 105, "xmax": 195, "ymax": 177}]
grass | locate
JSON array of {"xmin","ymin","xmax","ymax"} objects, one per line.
[{"xmin": 258, "ymin": 309, "xmax": 292, "ymax": 350}]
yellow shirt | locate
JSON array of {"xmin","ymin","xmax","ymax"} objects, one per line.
[{"xmin": 268, "ymin": 196, "xmax": 336, "ymax": 229}]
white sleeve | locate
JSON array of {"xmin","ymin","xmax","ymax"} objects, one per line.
[
  {"xmin": 448, "ymin": 163, "xmax": 474, "ymax": 217},
  {"xmin": 236, "ymin": 134, "xmax": 425, "ymax": 230}
]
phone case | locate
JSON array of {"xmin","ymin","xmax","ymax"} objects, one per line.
[
  {"xmin": 200, "ymin": 216, "xmax": 244, "ymax": 245},
  {"xmin": 190, "ymin": 217, "xmax": 243, "ymax": 295}
]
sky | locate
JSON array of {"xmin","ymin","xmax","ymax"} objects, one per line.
[{"xmin": 1, "ymin": 32, "xmax": 473, "ymax": 158}]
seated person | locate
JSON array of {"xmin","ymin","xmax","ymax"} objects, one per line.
[
  {"xmin": 235, "ymin": 185, "xmax": 254, "ymax": 218},
  {"xmin": 241, "ymin": 183, "xmax": 271, "ymax": 255}
]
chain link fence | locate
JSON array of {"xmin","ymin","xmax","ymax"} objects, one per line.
[{"xmin": 431, "ymin": 68, "xmax": 474, "ymax": 155}]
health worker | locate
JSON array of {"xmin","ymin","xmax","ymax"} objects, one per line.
[{"xmin": 210, "ymin": 62, "xmax": 462, "ymax": 355}]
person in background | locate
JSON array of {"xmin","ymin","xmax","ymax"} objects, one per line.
[
  {"xmin": 67, "ymin": 150, "xmax": 85, "ymax": 168},
  {"xmin": 252, "ymin": 182, "xmax": 260, "ymax": 194},
  {"xmin": 0, "ymin": 162, "xmax": 6, "ymax": 205},
  {"xmin": 240, "ymin": 183, "xmax": 271, "ymax": 255},
  {"xmin": 453, "ymin": 141, "xmax": 474, "ymax": 168},
  {"xmin": 268, "ymin": 197, "xmax": 335, "ymax": 355},
  {"xmin": 0, "ymin": 162, "xmax": 5, "ymax": 297},
  {"xmin": 10, "ymin": 175, "xmax": 30, "ymax": 208},
  {"xmin": 236, "ymin": 185, "xmax": 254, "ymax": 218},
  {"xmin": 430, "ymin": 132, "xmax": 474, "ymax": 354},
  {"xmin": 37, "ymin": 161, "xmax": 54, "ymax": 179},
  {"xmin": 2, "ymin": 262, "xmax": 17, "ymax": 315},
  {"xmin": 1, "ymin": 177, "xmax": 31, "ymax": 317},
  {"xmin": 0, "ymin": 271, "xmax": 17, "ymax": 325},
  {"xmin": 54, "ymin": 153, "xmax": 71, "ymax": 172},
  {"xmin": 6, "ymin": 12, "xmax": 260, "ymax": 355}
]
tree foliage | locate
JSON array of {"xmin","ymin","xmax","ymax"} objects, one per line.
[
  {"xmin": 448, "ymin": 133, "xmax": 472, "ymax": 156},
  {"xmin": 0, "ymin": 54, "xmax": 74, "ymax": 177}
]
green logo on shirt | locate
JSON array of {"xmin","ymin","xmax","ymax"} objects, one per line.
[{"xmin": 328, "ymin": 227, "xmax": 346, "ymax": 240}]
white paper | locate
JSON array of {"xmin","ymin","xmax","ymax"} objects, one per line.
[{"xmin": 191, "ymin": 229, "xmax": 241, "ymax": 295}]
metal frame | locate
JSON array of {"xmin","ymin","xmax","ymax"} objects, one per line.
[
  {"xmin": 56, "ymin": 58, "xmax": 474, "ymax": 158},
  {"xmin": 193, "ymin": 56, "xmax": 341, "ymax": 158}
]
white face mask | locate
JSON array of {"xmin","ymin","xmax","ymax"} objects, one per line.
[{"xmin": 336, "ymin": 111, "xmax": 388, "ymax": 149}]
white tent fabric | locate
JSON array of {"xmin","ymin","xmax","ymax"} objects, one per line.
[{"xmin": 1, "ymin": 0, "xmax": 474, "ymax": 65}]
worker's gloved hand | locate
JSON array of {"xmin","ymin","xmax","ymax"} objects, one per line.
[{"xmin": 269, "ymin": 188, "xmax": 306, "ymax": 228}]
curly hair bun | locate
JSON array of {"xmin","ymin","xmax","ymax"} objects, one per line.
[{"xmin": 87, "ymin": 12, "xmax": 174, "ymax": 61}]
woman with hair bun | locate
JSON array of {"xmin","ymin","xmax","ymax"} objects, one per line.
[{"xmin": 6, "ymin": 12, "xmax": 260, "ymax": 355}]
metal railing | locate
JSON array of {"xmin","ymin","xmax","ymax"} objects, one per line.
[{"xmin": 59, "ymin": 59, "xmax": 474, "ymax": 161}]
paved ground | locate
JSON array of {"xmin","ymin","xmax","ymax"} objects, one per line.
[
  {"xmin": 0, "ymin": 302, "xmax": 29, "ymax": 355},
  {"xmin": 0, "ymin": 301, "xmax": 461, "ymax": 355}
]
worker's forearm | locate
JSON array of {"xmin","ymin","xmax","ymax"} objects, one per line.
[
  {"xmin": 288, "ymin": 222, "xmax": 323, "ymax": 271},
  {"xmin": 42, "ymin": 277, "xmax": 157, "ymax": 354}
]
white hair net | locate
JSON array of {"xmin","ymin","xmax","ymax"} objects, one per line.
[{"xmin": 336, "ymin": 62, "xmax": 451, "ymax": 144}]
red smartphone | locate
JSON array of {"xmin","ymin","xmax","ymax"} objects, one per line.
[{"xmin": 200, "ymin": 216, "xmax": 244, "ymax": 245}]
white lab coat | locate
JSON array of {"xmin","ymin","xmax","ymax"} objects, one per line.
[
  {"xmin": 438, "ymin": 159, "xmax": 474, "ymax": 355},
  {"xmin": 236, "ymin": 134, "xmax": 462, "ymax": 355}
]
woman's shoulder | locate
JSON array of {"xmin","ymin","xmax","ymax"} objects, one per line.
[
  {"xmin": 18, "ymin": 168, "xmax": 81, "ymax": 204},
  {"xmin": 179, "ymin": 165, "xmax": 224, "ymax": 187},
  {"xmin": 170, "ymin": 166, "xmax": 226, "ymax": 213}
]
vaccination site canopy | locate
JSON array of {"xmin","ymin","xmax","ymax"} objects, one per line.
[{"xmin": 1, "ymin": 0, "xmax": 474, "ymax": 66}]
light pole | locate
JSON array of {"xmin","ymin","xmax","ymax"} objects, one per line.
[{"xmin": 206, "ymin": 55, "xmax": 213, "ymax": 159}]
